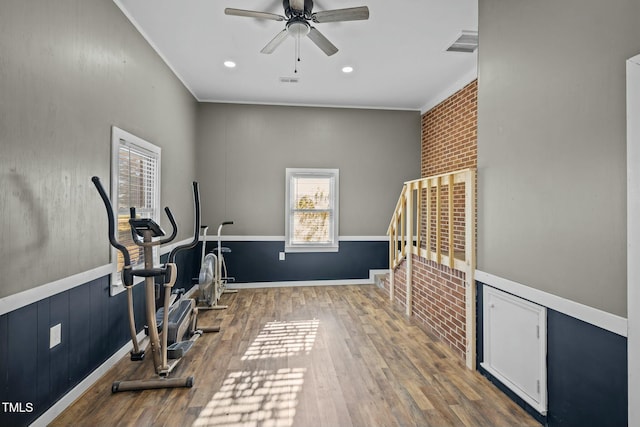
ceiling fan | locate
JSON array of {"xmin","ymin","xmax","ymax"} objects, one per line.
[{"xmin": 224, "ymin": 0, "xmax": 369, "ymax": 57}]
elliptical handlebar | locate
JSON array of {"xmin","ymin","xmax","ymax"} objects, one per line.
[
  {"xmin": 159, "ymin": 206, "xmax": 178, "ymax": 245},
  {"xmin": 168, "ymin": 182, "xmax": 201, "ymax": 263},
  {"xmin": 91, "ymin": 176, "xmax": 132, "ymax": 268},
  {"xmin": 129, "ymin": 207, "xmax": 142, "ymax": 245},
  {"xmin": 93, "ymin": 176, "xmax": 201, "ymax": 277}
]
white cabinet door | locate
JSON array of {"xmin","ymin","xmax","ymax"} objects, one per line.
[{"xmin": 482, "ymin": 286, "xmax": 547, "ymax": 414}]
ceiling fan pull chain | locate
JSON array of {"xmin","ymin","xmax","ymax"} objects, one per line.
[
  {"xmin": 294, "ymin": 34, "xmax": 298, "ymax": 73},
  {"xmin": 294, "ymin": 32, "xmax": 301, "ymax": 73}
]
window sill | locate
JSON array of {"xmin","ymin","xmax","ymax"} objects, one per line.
[{"xmin": 285, "ymin": 245, "xmax": 339, "ymax": 253}]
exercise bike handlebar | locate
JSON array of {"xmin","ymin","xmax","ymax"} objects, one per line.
[
  {"xmin": 168, "ymin": 182, "xmax": 201, "ymax": 263},
  {"xmin": 91, "ymin": 176, "xmax": 132, "ymax": 268},
  {"xmin": 217, "ymin": 221, "xmax": 234, "ymax": 237}
]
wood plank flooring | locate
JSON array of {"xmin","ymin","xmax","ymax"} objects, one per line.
[{"xmin": 50, "ymin": 285, "xmax": 540, "ymax": 427}]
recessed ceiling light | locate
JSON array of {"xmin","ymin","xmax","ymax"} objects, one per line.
[
  {"xmin": 342, "ymin": 66, "xmax": 354, "ymax": 73},
  {"xmin": 224, "ymin": 60, "xmax": 236, "ymax": 68}
]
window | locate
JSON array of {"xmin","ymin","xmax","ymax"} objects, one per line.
[
  {"xmin": 110, "ymin": 126, "xmax": 161, "ymax": 295},
  {"xmin": 285, "ymin": 168, "xmax": 339, "ymax": 252}
]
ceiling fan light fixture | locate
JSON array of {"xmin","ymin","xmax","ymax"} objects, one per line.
[
  {"xmin": 223, "ymin": 60, "xmax": 236, "ymax": 68},
  {"xmin": 286, "ymin": 20, "xmax": 310, "ymax": 37}
]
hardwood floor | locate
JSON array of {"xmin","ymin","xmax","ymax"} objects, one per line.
[{"xmin": 50, "ymin": 285, "xmax": 540, "ymax": 427}]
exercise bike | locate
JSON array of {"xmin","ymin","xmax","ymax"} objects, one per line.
[
  {"xmin": 92, "ymin": 176, "xmax": 217, "ymax": 392},
  {"xmin": 195, "ymin": 221, "xmax": 238, "ymax": 310}
]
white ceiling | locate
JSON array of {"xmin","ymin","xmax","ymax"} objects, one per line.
[{"xmin": 115, "ymin": 0, "xmax": 478, "ymax": 111}]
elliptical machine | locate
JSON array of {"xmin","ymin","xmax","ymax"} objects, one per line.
[{"xmin": 92, "ymin": 176, "xmax": 217, "ymax": 392}]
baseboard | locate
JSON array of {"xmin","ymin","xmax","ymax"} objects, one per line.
[
  {"xmin": 29, "ymin": 331, "xmax": 148, "ymax": 427},
  {"xmin": 200, "ymin": 235, "xmax": 388, "ymax": 242},
  {"xmin": 228, "ymin": 269, "xmax": 389, "ymax": 289}
]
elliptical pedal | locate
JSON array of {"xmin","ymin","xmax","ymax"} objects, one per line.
[
  {"xmin": 167, "ymin": 329, "xmax": 203, "ymax": 359},
  {"xmin": 167, "ymin": 340, "xmax": 195, "ymax": 359}
]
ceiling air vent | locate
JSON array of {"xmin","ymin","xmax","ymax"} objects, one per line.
[
  {"xmin": 446, "ymin": 30, "xmax": 478, "ymax": 53},
  {"xmin": 279, "ymin": 77, "xmax": 299, "ymax": 83}
]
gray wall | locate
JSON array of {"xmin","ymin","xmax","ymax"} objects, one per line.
[
  {"xmin": 477, "ymin": 0, "xmax": 640, "ymax": 316},
  {"xmin": 196, "ymin": 103, "xmax": 420, "ymax": 236},
  {"xmin": 0, "ymin": 0, "xmax": 198, "ymax": 298}
]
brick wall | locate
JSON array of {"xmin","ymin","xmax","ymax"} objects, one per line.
[
  {"xmin": 421, "ymin": 80, "xmax": 477, "ymax": 177},
  {"xmin": 391, "ymin": 79, "xmax": 477, "ymax": 361},
  {"xmin": 412, "ymin": 255, "xmax": 467, "ymax": 359}
]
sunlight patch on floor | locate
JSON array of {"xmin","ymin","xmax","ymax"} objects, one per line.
[
  {"xmin": 193, "ymin": 319, "xmax": 320, "ymax": 427},
  {"xmin": 241, "ymin": 319, "xmax": 319, "ymax": 361},
  {"xmin": 193, "ymin": 368, "xmax": 306, "ymax": 427}
]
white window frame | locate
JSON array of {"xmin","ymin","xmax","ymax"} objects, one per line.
[
  {"xmin": 110, "ymin": 126, "xmax": 161, "ymax": 296},
  {"xmin": 285, "ymin": 168, "xmax": 339, "ymax": 253}
]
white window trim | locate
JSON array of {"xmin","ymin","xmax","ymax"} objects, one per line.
[
  {"xmin": 110, "ymin": 126, "xmax": 161, "ymax": 295},
  {"xmin": 285, "ymin": 168, "xmax": 339, "ymax": 253}
]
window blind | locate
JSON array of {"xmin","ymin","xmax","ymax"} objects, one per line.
[{"xmin": 115, "ymin": 139, "xmax": 160, "ymax": 274}]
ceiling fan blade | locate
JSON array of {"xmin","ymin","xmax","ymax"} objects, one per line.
[
  {"xmin": 224, "ymin": 8, "xmax": 285, "ymax": 21},
  {"xmin": 261, "ymin": 29, "xmax": 290, "ymax": 54},
  {"xmin": 307, "ymin": 27, "xmax": 338, "ymax": 56},
  {"xmin": 312, "ymin": 6, "xmax": 369, "ymax": 23},
  {"xmin": 290, "ymin": 0, "xmax": 305, "ymax": 12}
]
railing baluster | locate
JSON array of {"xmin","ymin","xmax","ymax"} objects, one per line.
[
  {"xmin": 406, "ymin": 183, "xmax": 413, "ymax": 316},
  {"xmin": 448, "ymin": 174, "xmax": 455, "ymax": 269},
  {"xmin": 401, "ymin": 197, "xmax": 406, "ymax": 258},
  {"xmin": 436, "ymin": 177, "xmax": 442, "ymax": 264},
  {"xmin": 416, "ymin": 182, "xmax": 421, "ymax": 255},
  {"xmin": 425, "ymin": 178, "xmax": 431, "ymax": 261},
  {"xmin": 391, "ymin": 212, "xmax": 397, "ymax": 268}
]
